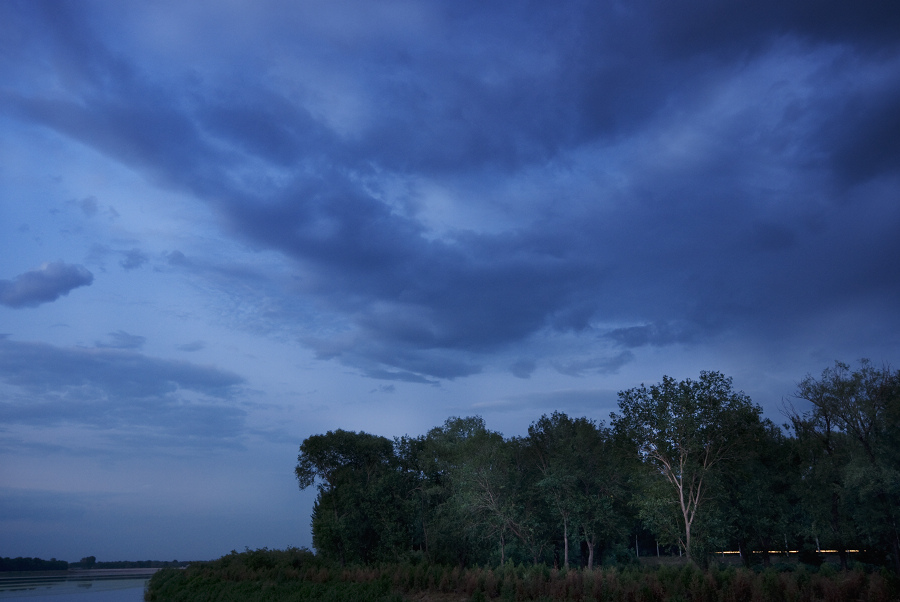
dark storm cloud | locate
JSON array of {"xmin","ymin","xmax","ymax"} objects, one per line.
[
  {"xmin": 4, "ymin": 0, "xmax": 900, "ymax": 380},
  {"xmin": 645, "ymin": 0, "xmax": 900, "ymax": 58},
  {"xmin": 0, "ymin": 261, "xmax": 93, "ymax": 308},
  {"xmin": 196, "ymin": 90, "xmax": 335, "ymax": 168},
  {"xmin": 827, "ymin": 81, "xmax": 900, "ymax": 185}
]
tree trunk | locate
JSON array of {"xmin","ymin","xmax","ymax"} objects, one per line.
[
  {"xmin": 760, "ymin": 536, "xmax": 771, "ymax": 567},
  {"xmin": 684, "ymin": 518, "xmax": 692, "ymax": 562},
  {"xmin": 738, "ymin": 539, "xmax": 750, "ymax": 568},
  {"xmin": 563, "ymin": 521, "xmax": 569, "ymax": 569},
  {"xmin": 581, "ymin": 539, "xmax": 593, "ymax": 570},
  {"xmin": 582, "ymin": 528, "xmax": 595, "ymax": 570}
]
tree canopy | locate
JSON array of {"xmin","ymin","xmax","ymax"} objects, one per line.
[
  {"xmin": 295, "ymin": 362, "xmax": 899, "ymax": 572},
  {"xmin": 611, "ymin": 371, "xmax": 761, "ymax": 561}
]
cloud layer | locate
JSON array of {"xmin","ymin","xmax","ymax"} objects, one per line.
[
  {"xmin": 2, "ymin": 1, "xmax": 899, "ymax": 382},
  {"xmin": 0, "ymin": 337, "xmax": 246, "ymax": 448}
]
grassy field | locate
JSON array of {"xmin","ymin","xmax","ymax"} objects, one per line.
[{"xmin": 145, "ymin": 548, "xmax": 900, "ymax": 602}]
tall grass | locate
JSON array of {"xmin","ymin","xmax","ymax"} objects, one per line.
[
  {"xmin": 144, "ymin": 548, "xmax": 402, "ymax": 602},
  {"xmin": 146, "ymin": 548, "xmax": 899, "ymax": 602}
]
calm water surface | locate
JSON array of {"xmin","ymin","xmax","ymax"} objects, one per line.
[{"xmin": 0, "ymin": 572, "xmax": 150, "ymax": 601}]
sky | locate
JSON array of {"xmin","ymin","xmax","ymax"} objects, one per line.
[{"xmin": 1, "ymin": 0, "xmax": 899, "ymax": 563}]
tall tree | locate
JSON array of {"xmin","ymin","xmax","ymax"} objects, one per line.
[
  {"xmin": 418, "ymin": 417, "xmax": 506, "ymax": 566},
  {"xmin": 421, "ymin": 416, "xmax": 554, "ymax": 566},
  {"xmin": 788, "ymin": 403, "xmax": 857, "ymax": 569},
  {"xmin": 296, "ymin": 429, "xmax": 411, "ymax": 563},
  {"xmin": 504, "ymin": 435, "xmax": 554, "ymax": 565},
  {"xmin": 721, "ymin": 419, "xmax": 799, "ymax": 567},
  {"xmin": 611, "ymin": 371, "xmax": 761, "ymax": 562},
  {"xmin": 793, "ymin": 360, "xmax": 900, "ymax": 573},
  {"xmin": 528, "ymin": 412, "xmax": 581, "ymax": 568},
  {"xmin": 527, "ymin": 412, "xmax": 630, "ymax": 569}
]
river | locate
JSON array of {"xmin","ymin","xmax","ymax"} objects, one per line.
[{"xmin": 0, "ymin": 569, "xmax": 155, "ymax": 601}]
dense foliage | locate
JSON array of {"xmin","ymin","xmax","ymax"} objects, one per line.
[
  {"xmin": 144, "ymin": 548, "xmax": 402, "ymax": 602},
  {"xmin": 297, "ymin": 363, "xmax": 900, "ymax": 572},
  {"xmin": 145, "ymin": 548, "xmax": 900, "ymax": 602}
]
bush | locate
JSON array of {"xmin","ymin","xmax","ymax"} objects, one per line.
[{"xmin": 145, "ymin": 548, "xmax": 900, "ymax": 602}]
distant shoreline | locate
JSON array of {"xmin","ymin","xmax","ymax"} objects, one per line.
[
  {"xmin": 0, "ymin": 567, "xmax": 160, "ymax": 583},
  {"xmin": 66, "ymin": 568, "xmax": 161, "ymax": 576}
]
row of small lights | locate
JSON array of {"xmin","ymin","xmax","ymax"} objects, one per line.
[{"xmin": 718, "ymin": 550, "xmax": 860, "ymax": 554}]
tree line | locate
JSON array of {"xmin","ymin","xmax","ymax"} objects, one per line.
[
  {"xmin": 295, "ymin": 361, "xmax": 900, "ymax": 573},
  {"xmin": 0, "ymin": 557, "xmax": 68, "ymax": 572},
  {"xmin": 0, "ymin": 556, "xmax": 190, "ymax": 572}
]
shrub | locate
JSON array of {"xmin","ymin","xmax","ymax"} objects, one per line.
[{"xmin": 146, "ymin": 549, "xmax": 900, "ymax": 602}]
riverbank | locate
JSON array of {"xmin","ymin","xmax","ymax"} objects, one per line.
[{"xmin": 145, "ymin": 548, "xmax": 900, "ymax": 602}]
